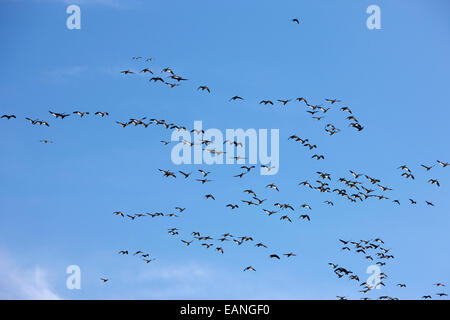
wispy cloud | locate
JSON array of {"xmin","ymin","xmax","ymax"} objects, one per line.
[
  {"xmin": 42, "ymin": 65, "xmax": 86, "ymax": 83},
  {"xmin": 0, "ymin": 249, "xmax": 60, "ymax": 300}
]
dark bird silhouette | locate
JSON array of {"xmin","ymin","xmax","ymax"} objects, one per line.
[
  {"xmin": 266, "ymin": 184, "xmax": 279, "ymax": 191},
  {"xmin": 326, "ymin": 98, "xmax": 341, "ymax": 104},
  {"xmin": 205, "ymin": 194, "xmax": 215, "ymax": 200},
  {"xmin": 120, "ymin": 70, "xmax": 134, "ymax": 74},
  {"xmin": 229, "ymin": 96, "xmax": 244, "ymax": 101},
  {"xmin": 198, "ymin": 86, "xmax": 210, "ymax": 93},
  {"xmin": 428, "ymin": 179, "xmax": 440, "ymax": 187},
  {"xmin": 437, "ymin": 160, "xmax": 449, "ymax": 168},
  {"xmin": 140, "ymin": 68, "xmax": 153, "ymax": 74},
  {"xmin": 244, "ymin": 266, "xmax": 256, "ymax": 272},
  {"xmin": 421, "ymin": 164, "xmax": 433, "ymax": 171},
  {"xmin": 150, "ymin": 77, "xmax": 165, "ymax": 83},
  {"xmin": 1, "ymin": 114, "xmax": 16, "ymax": 119},
  {"xmin": 260, "ymin": 100, "xmax": 274, "ymax": 105}
]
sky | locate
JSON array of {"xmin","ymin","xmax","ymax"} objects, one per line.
[{"xmin": 0, "ymin": 0, "xmax": 449, "ymax": 300}]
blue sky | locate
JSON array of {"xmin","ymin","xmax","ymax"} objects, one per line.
[{"xmin": 0, "ymin": 0, "xmax": 449, "ymax": 299}]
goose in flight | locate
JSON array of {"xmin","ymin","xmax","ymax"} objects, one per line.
[
  {"xmin": 234, "ymin": 172, "xmax": 246, "ymax": 178},
  {"xmin": 116, "ymin": 121, "xmax": 129, "ymax": 128},
  {"xmin": 241, "ymin": 200, "xmax": 257, "ymax": 206},
  {"xmin": 326, "ymin": 98, "xmax": 341, "ymax": 104},
  {"xmin": 198, "ymin": 169, "xmax": 211, "ymax": 177},
  {"xmin": 378, "ymin": 185, "xmax": 392, "ymax": 192},
  {"xmin": 161, "ymin": 67, "xmax": 174, "ymax": 74},
  {"xmin": 149, "ymin": 77, "xmax": 165, "ymax": 83},
  {"xmin": 252, "ymin": 197, "xmax": 266, "ymax": 205},
  {"xmin": 255, "ymin": 243, "xmax": 267, "ymax": 248},
  {"xmin": 244, "ymin": 189, "xmax": 257, "ymax": 197},
  {"xmin": 1, "ymin": 114, "xmax": 16, "ymax": 119},
  {"xmin": 284, "ymin": 253, "xmax": 296, "ymax": 258},
  {"xmin": 350, "ymin": 122, "xmax": 364, "ymax": 131},
  {"xmin": 437, "ymin": 160, "xmax": 449, "ymax": 167},
  {"xmin": 216, "ymin": 247, "xmax": 224, "ymax": 254},
  {"xmin": 229, "ymin": 96, "xmax": 244, "ymax": 101},
  {"xmin": 113, "ymin": 211, "xmax": 124, "ymax": 217},
  {"xmin": 277, "ymin": 99, "xmax": 291, "ymax": 105},
  {"xmin": 120, "ymin": 70, "xmax": 134, "ymax": 74},
  {"xmin": 266, "ymin": 184, "xmax": 279, "ymax": 191},
  {"xmin": 401, "ymin": 172, "xmax": 415, "ymax": 179},
  {"xmin": 259, "ymin": 100, "xmax": 274, "ymax": 105},
  {"xmin": 169, "ymin": 75, "xmax": 188, "ymax": 82},
  {"xmin": 205, "ymin": 194, "xmax": 215, "ymax": 200},
  {"xmin": 292, "ymin": 18, "xmax": 300, "ymax": 24},
  {"xmin": 49, "ymin": 111, "xmax": 70, "ymax": 119},
  {"xmin": 198, "ymin": 86, "xmax": 210, "ymax": 93},
  {"xmin": 100, "ymin": 278, "xmax": 109, "ymax": 283},
  {"xmin": 196, "ymin": 178, "xmax": 212, "ymax": 184},
  {"xmin": 398, "ymin": 165, "xmax": 411, "ymax": 172},
  {"xmin": 270, "ymin": 254, "xmax": 280, "ymax": 260},
  {"xmin": 428, "ymin": 179, "xmax": 440, "ymax": 187},
  {"xmin": 280, "ymin": 215, "xmax": 292, "ymax": 223},
  {"xmin": 312, "ymin": 154, "xmax": 325, "ymax": 160},
  {"xmin": 263, "ymin": 209, "xmax": 277, "ymax": 216},
  {"xmin": 241, "ymin": 165, "xmax": 255, "ymax": 172},
  {"xmin": 191, "ymin": 129, "xmax": 205, "ymax": 135},
  {"xmin": 340, "ymin": 107, "xmax": 352, "ymax": 113},
  {"xmin": 143, "ymin": 259, "xmax": 155, "ymax": 263},
  {"xmin": 421, "ymin": 164, "xmax": 433, "ymax": 171},
  {"xmin": 261, "ymin": 165, "xmax": 276, "ymax": 171},
  {"xmin": 244, "ymin": 266, "xmax": 256, "ymax": 272},
  {"xmin": 95, "ymin": 112, "xmax": 109, "ymax": 117},
  {"xmin": 73, "ymin": 111, "xmax": 89, "ymax": 117},
  {"xmin": 299, "ymin": 214, "xmax": 310, "ymax": 221},
  {"xmin": 317, "ymin": 172, "xmax": 331, "ymax": 180},
  {"xmin": 140, "ymin": 68, "xmax": 153, "ymax": 74},
  {"xmin": 181, "ymin": 240, "xmax": 193, "ymax": 246},
  {"xmin": 158, "ymin": 169, "xmax": 176, "ymax": 178}
]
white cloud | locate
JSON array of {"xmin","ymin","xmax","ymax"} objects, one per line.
[{"xmin": 0, "ymin": 250, "xmax": 60, "ymax": 300}]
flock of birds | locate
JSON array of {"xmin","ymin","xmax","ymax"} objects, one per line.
[
  {"xmin": 3, "ymin": 36, "xmax": 448, "ymax": 299},
  {"xmin": 331, "ymin": 239, "xmax": 447, "ymax": 300}
]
